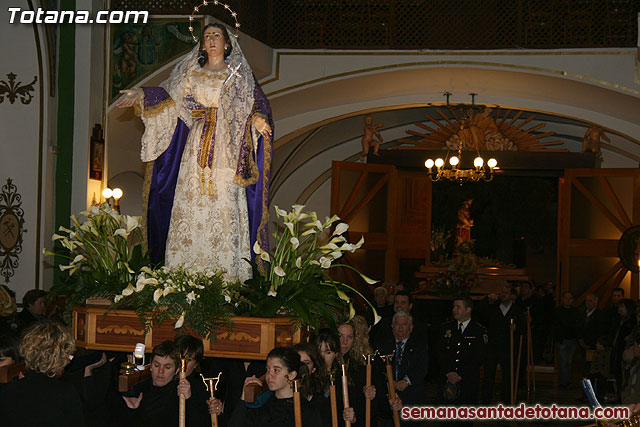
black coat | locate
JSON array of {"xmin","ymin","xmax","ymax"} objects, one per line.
[
  {"xmin": 377, "ymin": 334, "xmax": 428, "ymax": 406},
  {"xmin": 229, "ymin": 391, "xmax": 322, "ymax": 427},
  {"xmin": 437, "ymin": 320, "xmax": 487, "ymax": 405},
  {"xmin": 0, "ymin": 371, "xmax": 86, "ymax": 427},
  {"xmin": 582, "ymin": 308, "xmax": 606, "ymax": 349}
]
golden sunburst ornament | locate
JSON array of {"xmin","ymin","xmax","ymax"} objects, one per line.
[{"xmin": 188, "ymin": 0, "xmax": 241, "ymax": 43}]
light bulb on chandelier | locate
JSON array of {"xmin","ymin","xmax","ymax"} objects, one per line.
[{"xmin": 424, "ymin": 138, "xmax": 498, "ymax": 184}]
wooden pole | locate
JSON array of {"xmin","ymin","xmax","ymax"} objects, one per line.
[
  {"xmin": 341, "ymin": 364, "xmax": 351, "ymax": 427},
  {"xmin": 293, "ymin": 379, "xmax": 302, "ymax": 427},
  {"xmin": 514, "ymin": 335, "xmax": 523, "ymax": 403},
  {"xmin": 364, "ymin": 354, "xmax": 373, "ymax": 427},
  {"xmin": 510, "ymin": 318, "xmax": 514, "ymax": 406},
  {"xmin": 179, "ymin": 357, "xmax": 187, "ymax": 427},
  {"xmin": 381, "ymin": 354, "xmax": 401, "ymax": 427},
  {"xmin": 201, "ymin": 373, "xmax": 221, "ymax": 427},
  {"xmin": 329, "ymin": 371, "xmax": 338, "ymax": 427}
]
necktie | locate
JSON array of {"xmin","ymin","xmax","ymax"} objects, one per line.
[
  {"xmin": 458, "ymin": 322, "xmax": 463, "ymax": 334},
  {"xmin": 395, "ymin": 341, "xmax": 404, "ymax": 380}
]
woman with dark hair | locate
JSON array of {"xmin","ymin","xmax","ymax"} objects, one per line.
[
  {"xmin": 117, "ymin": 21, "xmax": 272, "ymax": 280},
  {"xmin": 229, "ymin": 346, "xmax": 322, "ymax": 427},
  {"xmin": 0, "ymin": 334, "xmax": 19, "ymax": 367},
  {"xmin": 0, "ymin": 320, "xmax": 85, "ymax": 426}
]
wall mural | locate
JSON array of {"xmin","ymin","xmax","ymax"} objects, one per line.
[
  {"xmin": 0, "ymin": 179, "xmax": 26, "ymax": 283},
  {"xmin": 109, "ymin": 17, "xmax": 203, "ymax": 103}
]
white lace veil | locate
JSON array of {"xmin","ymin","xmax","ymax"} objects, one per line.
[{"xmin": 162, "ymin": 23, "xmax": 256, "ymax": 116}]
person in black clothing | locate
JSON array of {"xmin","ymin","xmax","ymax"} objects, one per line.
[
  {"xmin": 612, "ymin": 298, "xmax": 636, "ymax": 397},
  {"xmin": 438, "ymin": 297, "xmax": 487, "ymax": 405},
  {"xmin": 175, "ymin": 334, "xmax": 213, "ymax": 424},
  {"xmin": 370, "ymin": 291, "xmax": 428, "ymax": 350},
  {"xmin": 579, "ymin": 293, "xmax": 606, "ymax": 375},
  {"xmin": 115, "ymin": 340, "xmax": 203, "ymax": 426},
  {"xmin": 0, "ymin": 320, "xmax": 85, "ymax": 427},
  {"xmin": 478, "ymin": 284, "xmax": 525, "ymax": 404},
  {"xmin": 604, "ymin": 287, "xmax": 625, "ymax": 335},
  {"xmin": 516, "ymin": 281, "xmax": 544, "ymax": 365},
  {"xmin": 230, "ymin": 346, "xmax": 322, "ymax": 427},
  {"xmin": 374, "ymin": 285, "xmax": 395, "ymax": 319},
  {"xmin": 555, "ymin": 291, "xmax": 582, "ymax": 387},
  {"xmin": 14, "ymin": 289, "xmax": 47, "ymax": 333},
  {"xmin": 203, "ymin": 356, "xmax": 266, "ymax": 427},
  {"xmin": 376, "ymin": 311, "xmax": 427, "ymax": 425}
]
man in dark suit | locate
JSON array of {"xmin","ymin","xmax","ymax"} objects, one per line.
[
  {"xmin": 377, "ymin": 311, "xmax": 427, "ymax": 416},
  {"xmin": 370, "ymin": 291, "xmax": 428, "ymax": 349},
  {"xmin": 477, "ymin": 285, "xmax": 525, "ymax": 404},
  {"xmin": 438, "ymin": 296, "xmax": 487, "ymax": 408},
  {"xmin": 580, "ymin": 293, "xmax": 606, "ymax": 375}
]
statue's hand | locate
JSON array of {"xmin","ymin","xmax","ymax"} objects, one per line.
[
  {"xmin": 253, "ymin": 116, "xmax": 272, "ymax": 139},
  {"xmin": 117, "ymin": 89, "xmax": 141, "ymax": 108}
]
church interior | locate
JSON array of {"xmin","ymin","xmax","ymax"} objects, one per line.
[{"xmin": 1, "ymin": 1, "xmax": 640, "ymax": 426}]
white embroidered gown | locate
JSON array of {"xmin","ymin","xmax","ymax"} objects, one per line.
[{"xmin": 145, "ymin": 68, "xmax": 252, "ymax": 282}]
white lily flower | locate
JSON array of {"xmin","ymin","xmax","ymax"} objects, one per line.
[
  {"xmin": 137, "ymin": 276, "xmax": 158, "ymax": 286},
  {"xmin": 319, "ymin": 257, "xmax": 332, "ymax": 269},
  {"xmin": 341, "ymin": 243, "xmax": 355, "ymax": 252},
  {"xmin": 141, "ymin": 266, "xmax": 153, "ymax": 275},
  {"xmin": 58, "ymin": 226, "xmax": 73, "ymax": 234},
  {"xmin": 71, "ymin": 255, "xmax": 85, "ymax": 264},
  {"xmin": 301, "ymin": 228, "xmax": 317, "ymax": 236},
  {"xmin": 333, "ymin": 222, "xmax": 349, "ymax": 236},
  {"xmin": 123, "ymin": 215, "xmax": 140, "ymax": 232},
  {"xmin": 328, "ymin": 250, "xmax": 343, "ymax": 260},
  {"xmin": 114, "ymin": 228, "xmax": 129, "ymax": 237},
  {"xmin": 90, "ymin": 205, "xmax": 100, "ymax": 214},
  {"xmin": 353, "ymin": 236, "xmax": 365, "ymax": 250},
  {"xmin": 224, "ymin": 294, "xmax": 231, "ymax": 303},
  {"xmin": 274, "ymin": 206, "xmax": 287, "ymax": 217},
  {"xmin": 122, "ymin": 285, "xmax": 135, "ymax": 297},
  {"xmin": 373, "ymin": 312, "xmax": 382, "ymax": 325},
  {"xmin": 163, "ymin": 287, "xmax": 175, "ymax": 296},
  {"xmin": 348, "ymin": 303, "xmax": 355, "ymax": 320},
  {"xmin": 336, "ymin": 290, "xmax": 350, "ymax": 302},
  {"xmin": 310, "ymin": 260, "xmax": 320, "ymax": 266},
  {"xmin": 309, "ymin": 211, "xmax": 318, "ymax": 222},
  {"xmin": 114, "ymin": 295, "xmax": 124, "ymax": 303},
  {"xmin": 330, "ymin": 235, "xmax": 347, "ymax": 244},
  {"xmin": 59, "ymin": 263, "xmax": 75, "ymax": 271},
  {"xmin": 358, "ymin": 272, "xmax": 378, "ymax": 285},
  {"xmin": 292, "ymin": 204, "xmax": 305, "ymax": 216},
  {"xmin": 267, "ymin": 288, "xmax": 277, "ymax": 297},
  {"xmin": 284, "ymin": 222, "xmax": 295, "ymax": 235},
  {"xmin": 174, "ymin": 312, "xmax": 185, "ymax": 329},
  {"xmin": 253, "ymin": 241, "xmax": 263, "ymax": 255},
  {"xmin": 274, "ymin": 266, "xmax": 286, "ymax": 277},
  {"xmin": 124, "ymin": 263, "xmax": 135, "ymax": 274},
  {"xmin": 290, "ymin": 237, "xmax": 299, "ymax": 249},
  {"xmin": 260, "ymin": 252, "xmax": 270, "ymax": 263},
  {"xmin": 295, "ymin": 257, "xmax": 302, "ymax": 269},
  {"xmin": 153, "ymin": 288, "xmax": 163, "ymax": 302},
  {"xmin": 186, "ymin": 291, "xmax": 196, "ymax": 304},
  {"xmin": 322, "ymin": 215, "xmax": 340, "ymax": 229}
]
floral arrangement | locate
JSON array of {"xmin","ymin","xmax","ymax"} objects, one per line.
[
  {"xmin": 113, "ymin": 266, "xmax": 237, "ymax": 339},
  {"xmin": 428, "ymin": 270, "xmax": 475, "ymax": 298},
  {"xmin": 240, "ymin": 204, "xmax": 380, "ymax": 330},
  {"xmin": 430, "ymin": 225, "xmax": 452, "ymax": 262},
  {"xmin": 47, "ymin": 204, "xmax": 149, "ymax": 314}
]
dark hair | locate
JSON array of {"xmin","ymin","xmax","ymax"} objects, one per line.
[
  {"xmin": 22, "ymin": 290, "xmax": 46, "ymax": 309},
  {"xmin": 198, "ymin": 23, "xmax": 232, "ymax": 67},
  {"xmin": 454, "ymin": 295, "xmax": 474, "ymax": 310},
  {"xmin": 619, "ymin": 299, "xmax": 636, "ymax": 319},
  {"xmin": 394, "ymin": 290, "xmax": 413, "ymax": 305},
  {"xmin": 613, "ymin": 287, "xmax": 625, "ymax": 296},
  {"xmin": 293, "ymin": 343, "xmax": 326, "ymax": 397},
  {"xmin": 267, "ymin": 347, "xmax": 312, "ymax": 396},
  {"xmin": 175, "ymin": 334, "xmax": 204, "ymax": 362},
  {"xmin": 314, "ymin": 330, "xmax": 339, "ymax": 354},
  {"xmin": 0, "ymin": 334, "xmax": 19, "ymax": 362},
  {"xmin": 151, "ymin": 340, "xmax": 180, "ymax": 371}
]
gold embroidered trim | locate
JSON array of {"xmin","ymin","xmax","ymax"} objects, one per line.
[{"xmin": 141, "ymin": 97, "xmax": 176, "ymax": 119}]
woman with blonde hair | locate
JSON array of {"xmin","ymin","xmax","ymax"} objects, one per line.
[{"xmin": 0, "ymin": 320, "xmax": 85, "ymax": 426}]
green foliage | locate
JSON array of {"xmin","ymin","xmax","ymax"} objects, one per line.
[
  {"xmin": 239, "ymin": 204, "xmax": 379, "ymax": 330},
  {"xmin": 113, "ymin": 266, "xmax": 237, "ymax": 339},
  {"xmin": 46, "ymin": 204, "xmax": 150, "ymax": 317}
]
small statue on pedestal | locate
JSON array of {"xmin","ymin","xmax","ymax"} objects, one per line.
[
  {"xmin": 359, "ymin": 114, "xmax": 384, "ymax": 162},
  {"xmin": 456, "ymin": 199, "xmax": 474, "ymax": 248},
  {"xmin": 582, "ymin": 125, "xmax": 610, "ymax": 159}
]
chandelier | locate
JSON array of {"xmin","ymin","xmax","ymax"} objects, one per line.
[{"xmin": 424, "ymin": 93, "xmax": 498, "ymax": 183}]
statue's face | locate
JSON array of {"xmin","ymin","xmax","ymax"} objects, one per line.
[
  {"xmin": 203, "ymin": 26, "xmax": 228, "ymax": 61},
  {"xmin": 364, "ymin": 116, "xmax": 373, "ymax": 125}
]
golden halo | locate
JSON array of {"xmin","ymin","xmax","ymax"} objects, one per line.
[{"xmin": 188, "ymin": 0, "xmax": 240, "ymax": 44}]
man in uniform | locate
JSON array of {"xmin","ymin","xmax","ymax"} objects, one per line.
[{"xmin": 438, "ymin": 296, "xmax": 487, "ymax": 408}]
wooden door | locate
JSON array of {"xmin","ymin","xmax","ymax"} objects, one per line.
[
  {"xmin": 330, "ymin": 161, "xmax": 398, "ymax": 283},
  {"xmin": 558, "ymin": 169, "xmax": 640, "ymax": 306}
]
